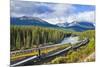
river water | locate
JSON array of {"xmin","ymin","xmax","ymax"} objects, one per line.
[{"xmin": 60, "ymin": 36, "xmax": 79, "ymax": 44}]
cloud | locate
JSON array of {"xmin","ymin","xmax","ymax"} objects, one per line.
[
  {"xmin": 11, "ymin": 0, "xmax": 76, "ymax": 17},
  {"xmin": 11, "ymin": 0, "xmax": 95, "ymax": 24},
  {"xmin": 66, "ymin": 11, "xmax": 95, "ymax": 23},
  {"xmin": 11, "ymin": 1, "xmax": 54, "ymax": 17},
  {"xmin": 48, "ymin": 4, "xmax": 76, "ymax": 18},
  {"xmin": 43, "ymin": 11, "xmax": 95, "ymax": 24},
  {"xmin": 77, "ymin": 11, "xmax": 95, "ymax": 22},
  {"xmin": 31, "ymin": 3, "xmax": 76, "ymax": 24}
]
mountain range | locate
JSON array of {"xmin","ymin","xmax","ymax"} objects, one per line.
[
  {"xmin": 56, "ymin": 21, "xmax": 95, "ymax": 31},
  {"xmin": 11, "ymin": 16, "xmax": 58, "ymax": 27},
  {"xmin": 10, "ymin": 16, "xmax": 95, "ymax": 32}
]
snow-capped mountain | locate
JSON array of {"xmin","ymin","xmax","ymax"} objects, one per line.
[
  {"xmin": 56, "ymin": 21, "xmax": 77, "ymax": 27},
  {"xmin": 56, "ymin": 21, "xmax": 95, "ymax": 31}
]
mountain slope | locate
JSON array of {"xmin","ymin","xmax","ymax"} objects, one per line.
[
  {"xmin": 10, "ymin": 16, "xmax": 58, "ymax": 27},
  {"xmin": 56, "ymin": 21, "xmax": 95, "ymax": 32}
]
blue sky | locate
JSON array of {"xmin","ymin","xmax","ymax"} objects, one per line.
[{"xmin": 11, "ymin": 0, "xmax": 95, "ymax": 24}]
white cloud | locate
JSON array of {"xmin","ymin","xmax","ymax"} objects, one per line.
[
  {"xmin": 77, "ymin": 11, "xmax": 95, "ymax": 22},
  {"xmin": 66, "ymin": 11, "xmax": 95, "ymax": 23},
  {"xmin": 50, "ymin": 4, "xmax": 75, "ymax": 17},
  {"xmin": 31, "ymin": 3, "xmax": 76, "ymax": 18},
  {"xmin": 42, "ymin": 11, "xmax": 95, "ymax": 24}
]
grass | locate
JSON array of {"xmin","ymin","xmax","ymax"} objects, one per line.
[{"xmin": 50, "ymin": 37, "xmax": 95, "ymax": 64}]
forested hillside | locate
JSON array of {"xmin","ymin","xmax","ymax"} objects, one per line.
[{"xmin": 10, "ymin": 25, "xmax": 71, "ymax": 51}]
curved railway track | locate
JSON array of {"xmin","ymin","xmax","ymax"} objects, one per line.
[{"xmin": 11, "ymin": 38, "xmax": 89, "ymax": 67}]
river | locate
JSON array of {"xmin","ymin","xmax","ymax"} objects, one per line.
[{"xmin": 60, "ymin": 36, "xmax": 79, "ymax": 44}]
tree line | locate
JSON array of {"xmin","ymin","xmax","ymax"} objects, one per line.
[{"xmin": 10, "ymin": 26, "xmax": 71, "ymax": 51}]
